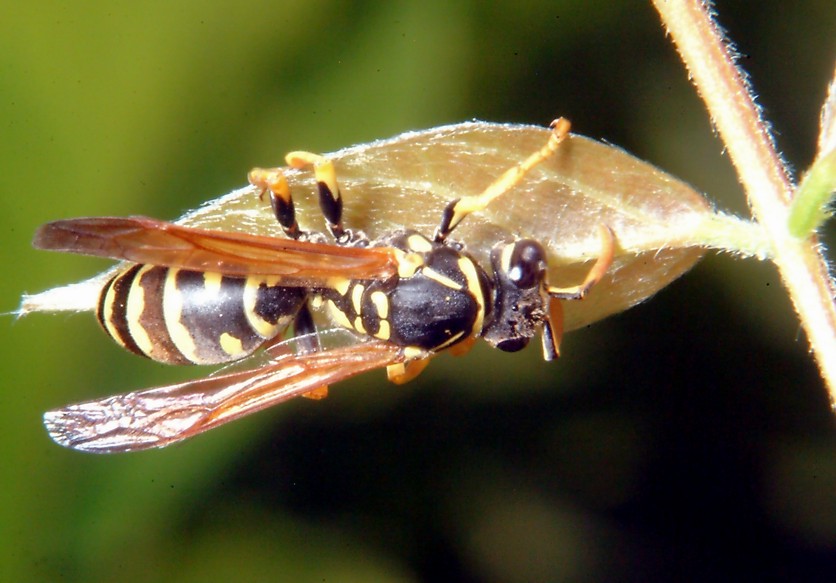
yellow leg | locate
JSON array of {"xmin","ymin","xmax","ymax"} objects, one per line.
[
  {"xmin": 447, "ymin": 335, "xmax": 477, "ymax": 357},
  {"xmin": 386, "ymin": 358, "xmax": 431, "ymax": 385},
  {"xmin": 434, "ymin": 117, "xmax": 572, "ymax": 242}
]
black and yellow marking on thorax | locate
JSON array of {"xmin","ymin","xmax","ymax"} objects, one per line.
[
  {"xmin": 316, "ymin": 232, "xmax": 491, "ymax": 353},
  {"xmin": 97, "ymin": 266, "xmax": 306, "ymax": 365}
]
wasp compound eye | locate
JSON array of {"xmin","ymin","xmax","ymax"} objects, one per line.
[{"xmin": 507, "ymin": 239, "xmax": 548, "ymax": 289}]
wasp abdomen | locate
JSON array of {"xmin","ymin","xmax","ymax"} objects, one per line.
[{"xmin": 97, "ymin": 265, "xmax": 306, "ymax": 365}]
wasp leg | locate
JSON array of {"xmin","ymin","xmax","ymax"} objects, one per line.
[
  {"xmin": 248, "ymin": 167, "xmax": 303, "ymax": 240},
  {"xmin": 292, "ymin": 302, "xmax": 319, "ymax": 353},
  {"xmin": 447, "ymin": 335, "xmax": 477, "ymax": 357},
  {"xmin": 386, "ymin": 358, "xmax": 431, "ymax": 385},
  {"xmin": 292, "ymin": 303, "xmax": 329, "ymax": 399},
  {"xmin": 547, "ymin": 224, "xmax": 615, "ymax": 301},
  {"xmin": 434, "ymin": 117, "xmax": 572, "ymax": 242},
  {"xmin": 285, "ymin": 151, "xmax": 347, "ymax": 242}
]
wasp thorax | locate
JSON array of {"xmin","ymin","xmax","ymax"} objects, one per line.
[{"xmin": 482, "ymin": 240, "xmax": 550, "ymax": 352}]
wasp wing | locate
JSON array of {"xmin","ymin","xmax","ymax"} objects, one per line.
[
  {"xmin": 43, "ymin": 341, "xmax": 405, "ymax": 453},
  {"xmin": 33, "ymin": 216, "xmax": 397, "ymax": 282}
]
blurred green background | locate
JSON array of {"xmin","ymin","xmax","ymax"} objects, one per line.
[{"xmin": 2, "ymin": 1, "xmax": 834, "ymax": 581}]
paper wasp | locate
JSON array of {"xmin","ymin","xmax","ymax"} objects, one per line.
[{"xmin": 32, "ymin": 118, "xmax": 614, "ymax": 453}]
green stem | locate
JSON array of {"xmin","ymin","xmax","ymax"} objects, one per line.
[{"xmin": 652, "ymin": 0, "xmax": 836, "ymax": 405}]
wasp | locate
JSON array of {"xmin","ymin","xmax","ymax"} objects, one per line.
[{"xmin": 33, "ymin": 118, "xmax": 614, "ymax": 453}]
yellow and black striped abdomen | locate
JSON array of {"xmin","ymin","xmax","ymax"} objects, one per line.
[{"xmin": 97, "ymin": 265, "xmax": 306, "ymax": 365}]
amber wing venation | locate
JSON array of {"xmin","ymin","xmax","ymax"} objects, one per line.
[
  {"xmin": 33, "ymin": 216, "xmax": 397, "ymax": 281},
  {"xmin": 43, "ymin": 341, "xmax": 405, "ymax": 453}
]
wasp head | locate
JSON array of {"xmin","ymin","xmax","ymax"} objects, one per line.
[{"xmin": 481, "ymin": 239, "xmax": 553, "ymax": 357}]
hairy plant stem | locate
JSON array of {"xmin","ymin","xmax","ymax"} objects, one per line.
[{"xmin": 652, "ymin": 0, "xmax": 836, "ymax": 404}]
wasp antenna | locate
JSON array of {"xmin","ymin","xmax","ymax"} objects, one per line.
[
  {"xmin": 547, "ymin": 224, "xmax": 615, "ymax": 300},
  {"xmin": 540, "ymin": 296, "xmax": 565, "ymax": 361}
]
